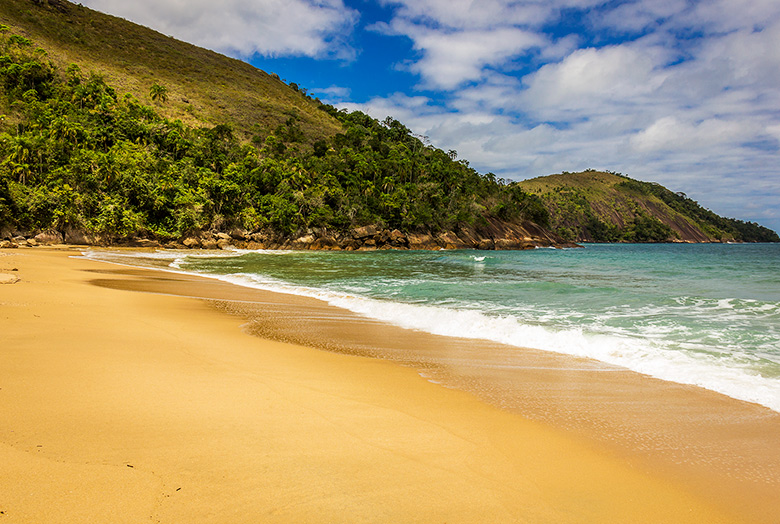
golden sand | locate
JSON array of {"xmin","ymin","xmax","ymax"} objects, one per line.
[{"xmin": 0, "ymin": 248, "xmax": 776, "ymax": 523}]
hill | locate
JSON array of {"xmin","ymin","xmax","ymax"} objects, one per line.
[
  {"xmin": 0, "ymin": 9, "xmax": 561, "ymax": 250},
  {"xmin": 516, "ymin": 170, "xmax": 779, "ymax": 243},
  {"xmin": 0, "ymin": 0, "xmax": 342, "ymax": 144}
]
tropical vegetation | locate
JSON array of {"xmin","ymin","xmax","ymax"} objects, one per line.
[{"xmin": 0, "ymin": 28, "xmax": 548, "ymax": 242}]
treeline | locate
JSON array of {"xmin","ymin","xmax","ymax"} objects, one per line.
[{"xmin": 0, "ymin": 29, "xmax": 548, "ymax": 242}]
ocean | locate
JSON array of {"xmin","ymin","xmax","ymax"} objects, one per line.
[{"xmin": 86, "ymin": 243, "xmax": 780, "ymax": 412}]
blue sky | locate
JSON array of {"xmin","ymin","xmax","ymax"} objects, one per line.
[{"xmin": 81, "ymin": 0, "xmax": 780, "ymax": 233}]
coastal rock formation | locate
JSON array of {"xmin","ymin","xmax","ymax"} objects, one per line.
[{"xmin": 0, "ymin": 219, "xmax": 577, "ymax": 251}]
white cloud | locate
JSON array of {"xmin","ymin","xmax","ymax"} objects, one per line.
[
  {"xmin": 390, "ymin": 23, "xmax": 546, "ymax": 89},
  {"xmin": 629, "ymin": 116, "xmax": 752, "ymax": 153},
  {"xmin": 312, "ymin": 85, "xmax": 352, "ymax": 99},
  {"xmin": 79, "ymin": 0, "xmax": 359, "ymax": 59},
  {"xmin": 519, "ymin": 44, "xmax": 670, "ymax": 118},
  {"xmin": 591, "ymin": 0, "xmax": 689, "ymax": 34},
  {"xmin": 378, "ymin": 0, "xmax": 552, "ymax": 30}
]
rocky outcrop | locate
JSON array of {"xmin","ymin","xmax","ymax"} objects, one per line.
[
  {"xmin": 179, "ymin": 219, "xmax": 576, "ymax": 251},
  {"xmin": 0, "ymin": 218, "xmax": 578, "ymax": 251}
]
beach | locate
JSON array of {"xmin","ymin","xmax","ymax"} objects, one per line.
[{"xmin": 1, "ymin": 248, "xmax": 778, "ymax": 523}]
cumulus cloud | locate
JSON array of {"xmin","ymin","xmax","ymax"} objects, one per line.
[
  {"xmin": 79, "ymin": 0, "xmax": 359, "ymax": 59},
  {"xmin": 382, "ymin": 22, "xmax": 546, "ymax": 89}
]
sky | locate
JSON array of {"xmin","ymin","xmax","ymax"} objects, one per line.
[{"xmin": 79, "ymin": 0, "xmax": 780, "ymax": 233}]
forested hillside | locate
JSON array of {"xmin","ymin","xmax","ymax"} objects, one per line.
[
  {"xmin": 0, "ymin": 27, "xmax": 551, "ymax": 248},
  {"xmin": 518, "ymin": 171, "xmax": 779, "ymax": 243}
]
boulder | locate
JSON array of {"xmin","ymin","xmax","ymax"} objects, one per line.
[
  {"xmin": 126, "ymin": 238, "xmax": 160, "ymax": 248},
  {"xmin": 388, "ymin": 229, "xmax": 407, "ymax": 246},
  {"xmin": 201, "ymin": 240, "xmax": 219, "ymax": 250},
  {"xmin": 34, "ymin": 230, "xmax": 64, "ymax": 244},
  {"xmin": 0, "ymin": 273, "xmax": 20, "ymax": 284},
  {"xmin": 182, "ymin": 237, "xmax": 201, "ymax": 248},
  {"xmin": 295, "ymin": 234, "xmax": 316, "ymax": 245},
  {"xmin": 0, "ymin": 240, "xmax": 16, "ymax": 249},
  {"xmin": 64, "ymin": 227, "xmax": 93, "ymax": 245},
  {"xmin": 477, "ymin": 238, "xmax": 495, "ymax": 250},
  {"xmin": 352, "ymin": 225, "xmax": 378, "ymax": 239},
  {"xmin": 407, "ymin": 233, "xmax": 434, "ymax": 250},
  {"xmin": 228, "ymin": 229, "xmax": 249, "ymax": 240},
  {"xmin": 435, "ymin": 232, "xmax": 465, "ymax": 249}
]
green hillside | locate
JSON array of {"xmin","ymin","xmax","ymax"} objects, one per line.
[
  {"xmin": 0, "ymin": 0, "xmax": 342, "ymax": 144},
  {"xmin": 0, "ymin": 19, "xmax": 549, "ymax": 246},
  {"xmin": 517, "ymin": 170, "xmax": 779, "ymax": 243}
]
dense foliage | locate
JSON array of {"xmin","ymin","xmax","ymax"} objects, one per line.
[{"xmin": 0, "ymin": 29, "xmax": 548, "ymax": 242}]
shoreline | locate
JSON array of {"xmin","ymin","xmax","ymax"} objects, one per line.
[{"xmin": 2, "ymin": 247, "xmax": 778, "ymax": 523}]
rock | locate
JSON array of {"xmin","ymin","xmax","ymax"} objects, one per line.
[
  {"xmin": 229, "ymin": 229, "xmax": 249, "ymax": 240},
  {"xmin": 128, "ymin": 238, "xmax": 160, "ymax": 248},
  {"xmin": 494, "ymin": 238, "xmax": 519, "ymax": 250},
  {"xmin": 216, "ymin": 232, "xmax": 231, "ymax": 241},
  {"xmin": 295, "ymin": 234, "xmax": 315, "ymax": 245},
  {"xmin": 0, "ymin": 273, "xmax": 20, "ymax": 284},
  {"xmin": 435, "ymin": 232, "xmax": 465, "ymax": 249},
  {"xmin": 407, "ymin": 233, "xmax": 434, "ymax": 250},
  {"xmin": 477, "ymin": 238, "xmax": 495, "ymax": 250},
  {"xmin": 64, "ymin": 227, "xmax": 93, "ymax": 245},
  {"xmin": 182, "ymin": 237, "xmax": 201, "ymax": 248},
  {"xmin": 352, "ymin": 225, "xmax": 378, "ymax": 239},
  {"xmin": 201, "ymin": 240, "xmax": 219, "ymax": 250},
  {"xmin": 311, "ymin": 235, "xmax": 338, "ymax": 250},
  {"xmin": 389, "ymin": 229, "xmax": 407, "ymax": 245},
  {"xmin": 34, "ymin": 230, "xmax": 64, "ymax": 244},
  {"xmin": 217, "ymin": 239, "xmax": 232, "ymax": 250}
]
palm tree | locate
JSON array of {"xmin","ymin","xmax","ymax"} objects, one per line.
[{"xmin": 149, "ymin": 82, "xmax": 168, "ymax": 103}]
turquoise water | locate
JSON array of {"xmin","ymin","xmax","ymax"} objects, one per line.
[{"xmin": 89, "ymin": 243, "xmax": 780, "ymax": 411}]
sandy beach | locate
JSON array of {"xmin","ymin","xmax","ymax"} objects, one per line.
[{"xmin": 1, "ymin": 248, "xmax": 778, "ymax": 523}]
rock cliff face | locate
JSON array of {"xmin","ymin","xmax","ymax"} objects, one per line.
[{"xmin": 0, "ymin": 219, "xmax": 577, "ymax": 251}]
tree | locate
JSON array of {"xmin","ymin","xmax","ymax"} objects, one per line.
[{"xmin": 149, "ymin": 82, "xmax": 168, "ymax": 103}]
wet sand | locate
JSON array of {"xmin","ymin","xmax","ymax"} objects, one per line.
[{"xmin": 1, "ymin": 247, "xmax": 778, "ymax": 523}]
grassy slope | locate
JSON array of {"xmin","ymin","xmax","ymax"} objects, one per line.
[
  {"xmin": 0, "ymin": 0, "xmax": 342, "ymax": 142},
  {"xmin": 517, "ymin": 171, "xmax": 725, "ymax": 242}
]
